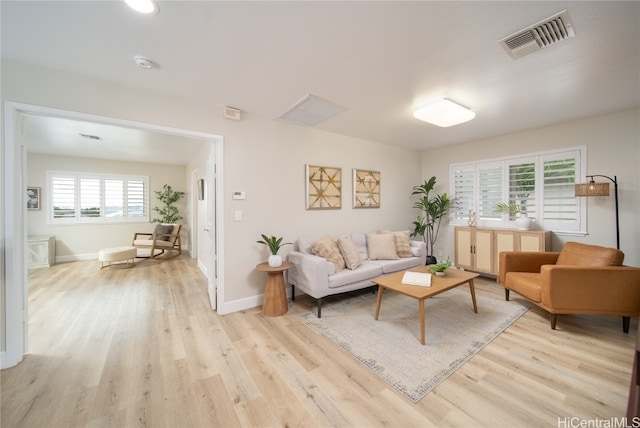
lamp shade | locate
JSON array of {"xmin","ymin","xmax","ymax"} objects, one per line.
[{"xmin": 575, "ymin": 182, "xmax": 610, "ymax": 197}]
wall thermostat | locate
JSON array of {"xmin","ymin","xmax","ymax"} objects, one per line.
[{"xmin": 232, "ymin": 191, "xmax": 246, "ymax": 200}]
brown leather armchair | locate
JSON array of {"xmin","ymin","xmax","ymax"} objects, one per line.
[{"xmin": 498, "ymin": 242, "xmax": 640, "ymax": 332}]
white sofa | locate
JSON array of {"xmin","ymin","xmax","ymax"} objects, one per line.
[{"xmin": 287, "ymin": 231, "xmax": 427, "ymax": 317}]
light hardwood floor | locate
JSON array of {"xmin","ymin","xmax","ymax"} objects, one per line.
[{"xmin": 2, "ymin": 255, "xmax": 635, "ymax": 427}]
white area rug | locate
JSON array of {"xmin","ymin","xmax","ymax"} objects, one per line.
[{"xmin": 298, "ymin": 287, "xmax": 528, "ymax": 403}]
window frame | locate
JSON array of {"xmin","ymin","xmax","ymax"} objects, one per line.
[
  {"xmin": 449, "ymin": 146, "xmax": 586, "ymax": 234},
  {"xmin": 47, "ymin": 170, "xmax": 150, "ymax": 225}
]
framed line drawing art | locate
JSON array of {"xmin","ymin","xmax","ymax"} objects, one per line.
[
  {"xmin": 353, "ymin": 169, "xmax": 380, "ymax": 208},
  {"xmin": 27, "ymin": 187, "xmax": 41, "ymax": 210},
  {"xmin": 305, "ymin": 164, "xmax": 342, "ymax": 209}
]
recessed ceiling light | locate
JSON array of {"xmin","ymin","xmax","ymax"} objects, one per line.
[
  {"xmin": 413, "ymin": 99, "xmax": 476, "ymax": 127},
  {"xmin": 124, "ymin": 0, "xmax": 158, "ymax": 14},
  {"xmin": 134, "ymin": 55, "xmax": 155, "ymax": 69}
]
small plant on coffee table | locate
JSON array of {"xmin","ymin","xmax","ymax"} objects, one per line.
[{"xmin": 429, "ymin": 257, "xmax": 452, "ymax": 275}]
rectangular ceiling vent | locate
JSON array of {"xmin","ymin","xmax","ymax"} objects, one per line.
[
  {"xmin": 499, "ymin": 10, "xmax": 575, "ymax": 59},
  {"xmin": 278, "ymin": 94, "xmax": 347, "ymax": 127}
]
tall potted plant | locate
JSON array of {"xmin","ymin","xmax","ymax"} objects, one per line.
[
  {"xmin": 410, "ymin": 176, "xmax": 452, "ymax": 264},
  {"xmin": 152, "ymin": 184, "xmax": 186, "ymax": 224}
]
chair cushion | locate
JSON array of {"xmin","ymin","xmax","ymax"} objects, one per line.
[
  {"xmin": 556, "ymin": 242, "xmax": 624, "ymax": 266},
  {"xmin": 133, "ymin": 239, "xmax": 175, "ymax": 249},
  {"xmin": 151, "ymin": 224, "xmax": 174, "ymax": 241},
  {"xmin": 505, "ymin": 272, "xmax": 542, "ymax": 303}
]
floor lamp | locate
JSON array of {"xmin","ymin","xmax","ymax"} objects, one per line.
[{"xmin": 574, "ymin": 174, "xmax": 619, "ymax": 249}]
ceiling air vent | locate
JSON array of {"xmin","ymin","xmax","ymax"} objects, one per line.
[
  {"xmin": 278, "ymin": 94, "xmax": 347, "ymax": 127},
  {"xmin": 499, "ymin": 10, "xmax": 575, "ymax": 59}
]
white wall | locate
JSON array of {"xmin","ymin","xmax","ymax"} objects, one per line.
[
  {"xmin": 186, "ymin": 142, "xmax": 211, "ymax": 272},
  {"xmin": 420, "ymin": 109, "xmax": 640, "ymax": 266},
  {"xmin": 26, "ymin": 153, "xmax": 187, "ymax": 258},
  {"xmin": 2, "ymin": 59, "xmax": 422, "ymax": 314}
]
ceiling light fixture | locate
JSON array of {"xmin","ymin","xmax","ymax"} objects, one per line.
[
  {"xmin": 134, "ymin": 55, "xmax": 155, "ymax": 69},
  {"xmin": 124, "ymin": 0, "xmax": 158, "ymax": 14},
  {"xmin": 413, "ymin": 99, "xmax": 476, "ymax": 127}
]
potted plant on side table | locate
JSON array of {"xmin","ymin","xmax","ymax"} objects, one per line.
[{"xmin": 256, "ymin": 234, "xmax": 292, "ymax": 267}]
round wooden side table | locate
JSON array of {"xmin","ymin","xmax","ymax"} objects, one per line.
[{"xmin": 256, "ymin": 261, "xmax": 293, "ymax": 317}]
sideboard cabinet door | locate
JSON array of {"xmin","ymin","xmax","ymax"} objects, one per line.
[{"xmin": 454, "ymin": 227, "xmax": 550, "ymax": 276}]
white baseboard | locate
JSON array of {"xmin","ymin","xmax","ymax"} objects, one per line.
[{"xmin": 217, "ymin": 287, "xmax": 302, "ymax": 315}]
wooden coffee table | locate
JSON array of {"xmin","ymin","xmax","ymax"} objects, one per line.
[{"xmin": 373, "ymin": 266, "xmax": 479, "ymax": 345}]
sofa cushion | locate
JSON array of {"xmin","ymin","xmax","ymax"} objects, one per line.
[
  {"xmin": 311, "ymin": 235, "xmax": 345, "ymax": 272},
  {"xmin": 328, "ymin": 262, "xmax": 382, "ymax": 289},
  {"xmin": 297, "ymin": 235, "xmax": 315, "ymax": 254},
  {"xmin": 350, "ymin": 232, "xmax": 369, "ymax": 260},
  {"xmin": 337, "ymin": 237, "xmax": 362, "ymax": 270},
  {"xmin": 505, "ymin": 272, "xmax": 542, "ymax": 303},
  {"xmin": 369, "ymin": 257, "xmax": 424, "ymax": 274},
  {"xmin": 366, "ymin": 233, "xmax": 399, "ymax": 260},
  {"xmin": 556, "ymin": 242, "xmax": 624, "ymax": 266}
]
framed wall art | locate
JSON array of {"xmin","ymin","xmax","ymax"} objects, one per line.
[
  {"xmin": 353, "ymin": 169, "xmax": 380, "ymax": 208},
  {"xmin": 305, "ymin": 164, "xmax": 342, "ymax": 209},
  {"xmin": 27, "ymin": 187, "xmax": 41, "ymax": 210}
]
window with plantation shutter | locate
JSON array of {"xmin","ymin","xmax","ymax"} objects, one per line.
[
  {"xmin": 80, "ymin": 178, "xmax": 101, "ymax": 218},
  {"xmin": 127, "ymin": 180, "xmax": 146, "ymax": 218},
  {"xmin": 452, "ymin": 166, "xmax": 474, "ymax": 220},
  {"xmin": 478, "ymin": 163, "xmax": 503, "ymax": 221},
  {"xmin": 47, "ymin": 171, "xmax": 149, "ymax": 224},
  {"xmin": 52, "ymin": 175, "xmax": 76, "ymax": 220},
  {"xmin": 450, "ymin": 146, "xmax": 585, "ymax": 233},
  {"xmin": 506, "ymin": 158, "xmax": 536, "ymax": 220},
  {"xmin": 105, "ymin": 179, "xmax": 124, "ymax": 218},
  {"xmin": 542, "ymin": 150, "xmax": 580, "ymax": 231}
]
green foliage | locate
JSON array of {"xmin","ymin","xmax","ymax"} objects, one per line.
[
  {"xmin": 152, "ymin": 184, "xmax": 185, "ymax": 224},
  {"xmin": 429, "ymin": 257, "xmax": 452, "ymax": 273},
  {"xmin": 411, "ymin": 176, "xmax": 452, "ymax": 257},
  {"xmin": 256, "ymin": 234, "xmax": 292, "ymax": 255},
  {"xmin": 494, "ymin": 202, "xmax": 520, "ymax": 215}
]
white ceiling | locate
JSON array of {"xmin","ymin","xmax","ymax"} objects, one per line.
[
  {"xmin": 21, "ymin": 114, "xmax": 210, "ymax": 165},
  {"xmin": 2, "ymin": 1, "xmax": 639, "ymax": 161}
]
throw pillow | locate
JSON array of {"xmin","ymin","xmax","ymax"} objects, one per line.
[
  {"xmin": 311, "ymin": 235, "xmax": 345, "ymax": 272},
  {"xmin": 337, "ymin": 237, "xmax": 362, "ymax": 270},
  {"xmin": 150, "ymin": 224, "xmax": 174, "ymax": 241},
  {"xmin": 377, "ymin": 230, "xmax": 412, "ymax": 258},
  {"xmin": 393, "ymin": 230, "xmax": 413, "ymax": 258},
  {"xmin": 366, "ymin": 233, "xmax": 399, "ymax": 260}
]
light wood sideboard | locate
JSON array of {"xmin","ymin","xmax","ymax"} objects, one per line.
[{"xmin": 454, "ymin": 226, "xmax": 551, "ymax": 276}]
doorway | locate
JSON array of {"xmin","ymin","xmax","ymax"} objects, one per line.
[{"xmin": 2, "ymin": 101, "xmax": 224, "ymax": 369}]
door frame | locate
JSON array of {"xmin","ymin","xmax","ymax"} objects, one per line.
[{"xmin": 1, "ymin": 101, "xmax": 225, "ymax": 369}]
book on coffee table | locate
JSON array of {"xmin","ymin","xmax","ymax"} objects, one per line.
[{"xmin": 401, "ymin": 271, "xmax": 432, "ymax": 287}]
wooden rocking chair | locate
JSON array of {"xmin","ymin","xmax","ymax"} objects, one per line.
[{"xmin": 132, "ymin": 224, "xmax": 182, "ymax": 259}]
